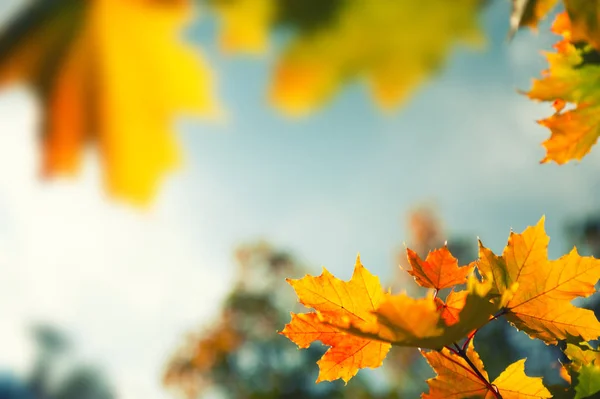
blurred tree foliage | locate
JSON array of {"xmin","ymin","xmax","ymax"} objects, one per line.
[
  {"xmin": 163, "ymin": 242, "xmax": 401, "ymax": 398},
  {"xmin": 0, "ymin": 325, "xmax": 114, "ymax": 399},
  {"xmin": 163, "ymin": 206, "xmax": 508, "ymax": 398}
]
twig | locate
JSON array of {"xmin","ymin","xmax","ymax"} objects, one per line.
[
  {"xmin": 462, "ymin": 308, "xmax": 508, "ymax": 350},
  {"xmin": 453, "ymin": 343, "xmax": 502, "ymax": 399},
  {"xmin": 444, "ymin": 345, "xmax": 459, "ymax": 355}
]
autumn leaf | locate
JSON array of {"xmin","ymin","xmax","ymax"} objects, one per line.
[
  {"xmin": 422, "ymin": 341, "xmax": 551, "ymax": 399},
  {"xmin": 211, "ymin": 0, "xmax": 483, "ymax": 115},
  {"xmin": 526, "ymin": 12, "xmax": 600, "ymax": 164},
  {"xmin": 0, "ymin": 0, "xmax": 218, "ymax": 203},
  {"xmin": 280, "ymin": 312, "xmax": 390, "ymax": 383},
  {"xmin": 563, "ymin": 343, "xmax": 600, "ymax": 399},
  {"xmin": 280, "ymin": 255, "xmax": 391, "ymax": 383},
  {"xmin": 509, "ymin": 0, "xmax": 559, "ymax": 38},
  {"xmin": 405, "ymin": 246, "xmax": 474, "ymax": 290},
  {"xmin": 268, "ymin": 0, "xmax": 483, "ymax": 115},
  {"xmin": 339, "ymin": 274, "xmax": 499, "ymax": 350},
  {"xmin": 477, "ymin": 216, "xmax": 600, "ymax": 344},
  {"xmin": 565, "ymin": 343, "xmax": 600, "ymax": 370},
  {"xmin": 435, "ymin": 289, "xmax": 468, "ymax": 326},
  {"xmin": 211, "ymin": 0, "xmax": 274, "ymax": 53},
  {"xmin": 564, "ymin": 0, "xmax": 600, "ymax": 50}
]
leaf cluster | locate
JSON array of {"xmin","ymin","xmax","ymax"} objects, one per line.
[{"xmin": 281, "ymin": 217, "xmax": 600, "ymax": 398}]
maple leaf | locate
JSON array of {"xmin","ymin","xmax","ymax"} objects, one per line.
[
  {"xmin": 422, "ymin": 341, "xmax": 551, "ymax": 399},
  {"xmin": 339, "ymin": 275, "xmax": 499, "ymax": 350},
  {"xmin": 526, "ymin": 12, "xmax": 600, "ymax": 164},
  {"xmin": 405, "ymin": 246, "xmax": 474, "ymax": 290},
  {"xmin": 563, "ymin": 343, "xmax": 600, "ymax": 399},
  {"xmin": 477, "ymin": 216, "xmax": 600, "ymax": 344},
  {"xmin": 269, "ymin": 0, "xmax": 483, "ymax": 115},
  {"xmin": 280, "ymin": 255, "xmax": 391, "ymax": 383},
  {"xmin": 509, "ymin": 0, "xmax": 559, "ymax": 38},
  {"xmin": 0, "ymin": 0, "xmax": 217, "ymax": 203},
  {"xmin": 564, "ymin": 0, "xmax": 600, "ymax": 50},
  {"xmin": 435, "ymin": 289, "xmax": 468, "ymax": 326}
]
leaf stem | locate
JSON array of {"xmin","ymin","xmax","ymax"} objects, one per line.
[
  {"xmin": 461, "ymin": 330, "xmax": 477, "ymax": 351},
  {"xmin": 462, "ymin": 308, "xmax": 508, "ymax": 350},
  {"xmin": 453, "ymin": 343, "xmax": 502, "ymax": 399},
  {"xmin": 444, "ymin": 345, "xmax": 459, "ymax": 355}
]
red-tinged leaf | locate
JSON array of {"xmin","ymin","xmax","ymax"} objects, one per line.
[
  {"xmin": 436, "ymin": 289, "xmax": 468, "ymax": 326},
  {"xmin": 405, "ymin": 246, "xmax": 474, "ymax": 290}
]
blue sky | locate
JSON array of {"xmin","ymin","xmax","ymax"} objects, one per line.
[{"xmin": 1, "ymin": 1, "xmax": 599, "ymax": 398}]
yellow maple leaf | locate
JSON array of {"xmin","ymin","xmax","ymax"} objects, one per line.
[
  {"xmin": 526, "ymin": 12, "xmax": 600, "ymax": 164},
  {"xmin": 280, "ymin": 255, "xmax": 391, "ymax": 383},
  {"xmin": 219, "ymin": 0, "xmax": 482, "ymax": 115},
  {"xmin": 0, "ymin": 0, "xmax": 218, "ymax": 203},
  {"xmin": 477, "ymin": 216, "xmax": 600, "ymax": 344},
  {"xmin": 422, "ymin": 341, "xmax": 551, "ymax": 399}
]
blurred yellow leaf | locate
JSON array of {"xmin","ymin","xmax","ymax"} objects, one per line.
[
  {"xmin": 212, "ymin": 0, "xmax": 482, "ymax": 115},
  {"xmin": 0, "ymin": 0, "xmax": 218, "ymax": 203},
  {"xmin": 270, "ymin": 0, "xmax": 483, "ymax": 115},
  {"xmin": 212, "ymin": 0, "xmax": 274, "ymax": 53}
]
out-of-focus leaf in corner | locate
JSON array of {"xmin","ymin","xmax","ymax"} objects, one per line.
[
  {"xmin": 270, "ymin": 0, "xmax": 484, "ymax": 115},
  {"xmin": 0, "ymin": 0, "xmax": 219, "ymax": 204},
  {"xmin": 212, "ymin": 0, "xmax": 483, "ymax": 116},
  {"xmin": 564, "ymin": 0, "xmax": 600, "ymax": 50},
  {"xmin": 509, "ymin": 0, "xmax": 560, "ymax": 38}
]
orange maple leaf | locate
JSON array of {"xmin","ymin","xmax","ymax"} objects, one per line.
[
  {"xmin": 422, "ymin": 341, "xmax": 551, "ymax": 399},
  {"xmin": 563, "ymin": 0, "xmax": 600, "ymax": 50},
  {"xmin": 280, "ymin": 256, "xmax": 391, "ymax": 383},
  {"xmin": 405, "ymin": 246, "xmax": 474, "ymax": 290},
  {"xmin": 477, "ymin": 216, "xmax": 600, "ymax": 344},
  {"xmin": 0, "ymin": 0, "xmax": 217, "ymax": 203},
  {"xmin": 526, "ymin": 12, "xmax": 600, "ymax": 164},
  {"xmin": 435, "ymin": 289, "xmax": 468, "ymax": 326},
  {"xmin": 280, "ymin": 312, "xmax": 390, "ymax": 383}
]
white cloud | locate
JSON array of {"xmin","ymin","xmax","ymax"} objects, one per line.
[{"xmin": 0, "ymin": 87, "xmax": 233, "ymax": 399}]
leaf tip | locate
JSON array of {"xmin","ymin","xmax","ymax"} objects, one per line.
[
  {"xmin": 538, "ymin": 214, "xmax": 546, "ymax": 226},
  {"xmin": 355, "ymin": 252, "xmax": 362, "ymax": 265}
]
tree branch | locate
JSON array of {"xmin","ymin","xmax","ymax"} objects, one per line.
[{"xmin": 453, "ymin": 343, "xmax": 502, "ymax": 399}]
